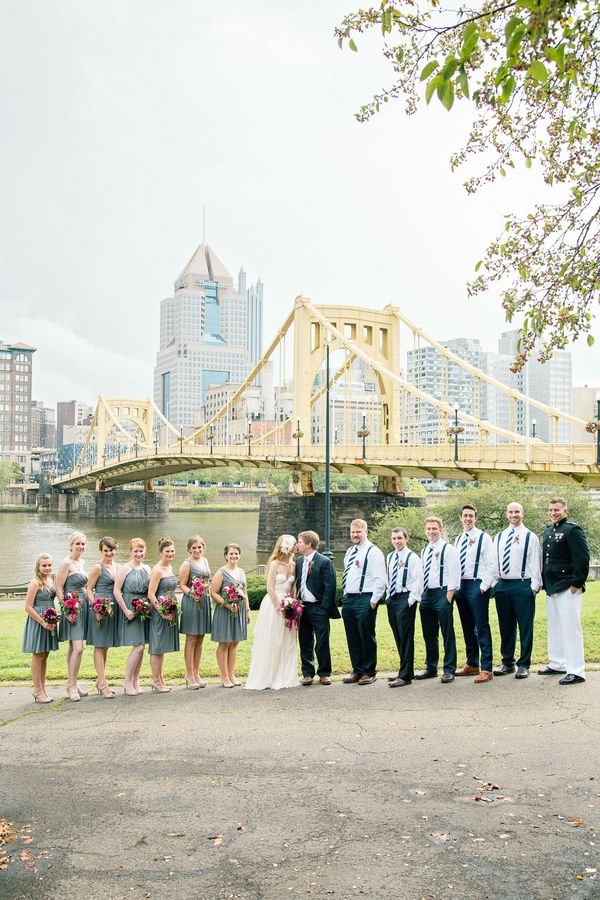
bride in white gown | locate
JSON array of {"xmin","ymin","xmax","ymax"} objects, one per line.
[{"xmin": 245, "ymin": 534, "xmax": 300, "ymax": 691}]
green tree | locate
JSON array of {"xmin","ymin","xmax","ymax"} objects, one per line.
[
  {"xmin": 336, "ymin": 0, "xmax": 599, "ymax": 368},
  {"xmin": 370, "ymin": 484, "xmax": 600, "ymax": 556},
  {"xmin": 0, "ymin": 460, "xmax": 23, "ymax": 491}
]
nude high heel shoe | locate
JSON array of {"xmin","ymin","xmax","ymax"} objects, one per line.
[{"xmin": 32, "ymin": 691, "xmax": 53, "ymax": 704}]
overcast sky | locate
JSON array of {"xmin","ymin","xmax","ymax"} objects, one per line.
[{"xmin": 0, "ymin": 0, "xmax": 597, "ymax": 409}]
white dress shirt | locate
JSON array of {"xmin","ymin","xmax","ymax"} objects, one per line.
[
  {"xmin": 386, "ymin": 548, "xmax": 423, "ymax": 606},
  {"xmin": 343, "ymin": 540, "xmax": 387, "ymax": 604},
  {"xmin": 299, "ymin": 551, "xmax": 317, "ymax": 604},
  {"xmin": 493, "ymin": 525, "xmax": 543, "ymax": 592},
  {"xmin": 420, "ymin": 538, "xmax": 461, "ymax": 592},
  {"xmin": 454, "ymin": 527, "xmax": 495, "ymax": 592}
]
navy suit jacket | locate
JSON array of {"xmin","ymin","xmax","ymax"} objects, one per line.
[{"xmin": 295, "ymin": 551, "xmax": 339, "ymax": 619}]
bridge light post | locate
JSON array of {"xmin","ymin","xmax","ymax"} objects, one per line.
[
  {"xmin": 446, "ymin": 404, "xmax": 464, "ymax": 466},
  {"xmin": 208, "ymin": 426, "xmax": 215, "ymax": 456},
  {"xmin": 154, "ymin": 430, "xmax": 159, "ymax": 455},
  {"xmin": 179, "ymin": 427, "xmax": 184, "ymax": 455},
  {"xmin": 357, "ymin": 414, "xmax": 370, "ymax": 461},
  {"xmin": 531, "ymin": 418, "xmax": 536, "ymax": 440},
  {"xmin": 587, "ymin": 397, "xmax": 600, "ymax": 466},
  {"xmin": 245, "ymin": 420, "xmax": 253, "ymax": 457},
  {"xmin": 292, "ymin": 419, "xmax": 303, "ymax": 459},
  {"xmin": 134, "ymin": 436, "xmax": 139, "ymax": 458},
  {"xmin": 324, "ymin": 340, "xmax": 333, "ymax": 560}
]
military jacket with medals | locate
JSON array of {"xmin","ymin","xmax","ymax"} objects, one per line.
[{"xmin": 542, "ymin": 517, "xmax": 590, "ymax": 596}]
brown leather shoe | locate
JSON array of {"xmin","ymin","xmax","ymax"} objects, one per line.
[
  {"xmin": 342, "ymin": 673, "xmax": 360, "ymax": 684},
  {"xmin": 474, "ymin": 671, "xmax": 493, "ymax": 683},
  {"xmin": 455, "ymin": 664, "xmax": 480, "ymax": 676},
  {"xmin": 319, "ymin": 676, "xmax": 332, "ymax": 685},
  {"xmin": 358, "ymin": 675, "xmax": 376, "ymax": 685},
  {"xmin": 301, "ymin": 676, "xmax": 314, "ymax": 686}
]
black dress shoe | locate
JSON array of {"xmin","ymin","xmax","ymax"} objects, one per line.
[
  {"xmin": 414, "ymin": 670, "xmax": 437, "ymax": 680},
  {"xmin": 559, "ymin": 674, "xmax": 585, "ymax": 685},
  {"xmin": 388, "ymin": 675, "xmax": 401, "ymax": 682},
  {"xmin": 440, "ymin": 673, "xmax": 455, "ymax": 684},
  {"xmin": 388, "ymin": 677, "xmax": 411, "ymax": 688},
  {"xmin": 515, "ymin": 666, "xmax": 529, "ymax": 679},
  {"xmin": 493, "ymin": 665, "xmax": 516, "ymax": 676},
  {"xmin": 537, "ymin": 666, "xmax": 564, "ymax": 675}
]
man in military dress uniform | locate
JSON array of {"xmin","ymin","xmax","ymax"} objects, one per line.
[{"xmin": 539, "ymin": 498, "xmax": 590, "ymax": 685}]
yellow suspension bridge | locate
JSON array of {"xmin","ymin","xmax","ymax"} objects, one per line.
[{"xmin": 53, "ymin": 297, "xmax": 600, "ymax": 493}]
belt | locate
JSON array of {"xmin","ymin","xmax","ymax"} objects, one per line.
[
  {"xmin": 389, "ymin": 591, "xmax": 409, "ymax": 599},
  {"xmin": 499, "ymin": 577, "xmax": 531, "ymax": 582}
]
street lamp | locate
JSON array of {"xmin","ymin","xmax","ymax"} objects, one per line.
[
  {"xmin": 154, "ymin": 429, "xmax": 159, "ymax": 455},
  {"xmin": 324, "ymin": 340, "xmax": 333, "ymax": 559},
  {"xmin": 357, "ymin": 413, "xmax": 371, "ymax": 461},
  {"xmin": 531, "ymin": 417, "xmax": 537, "ymax": 439},
  {"xmin": 446, "ymin": 403, "xmax": 464, "ymax": 465},
  {"xmin": 292, "ymin": 418, "xmax": 304, "ymax": 459},
  {"xmin": 208, "ymin": 426, "xmax": 215, "ymax": 456},
  {"xmin": 134, "ymin": 435, "xmax": 139, "ymax": 458},
  {"xmin": 245, "ymin": 420, "xmax": 253, "ymax": 457},
  {"xmin": 179, "ymin": 426, "xmax": 184, "ymax": 454},
  {"xmin": 586, "ymin": 395, "xmax": 600, "ymax": 467}
]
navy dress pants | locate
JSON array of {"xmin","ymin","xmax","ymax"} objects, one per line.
[
  {"xmin": 455, "ymin": 578, "xmax": 493, "ymax": 672},
  {"xmin": 494, "ymin": 578, "xmax": 535, "ymax": 669},
  {"xmin": 386, "ymin": 592, "xmax": 417, "ymax": 681},
  {"xmin": 342, "ymin": 592, "xmax": 377, "ymax": 677},
  {"xmin": 298, "ymin": 602, "xmax": 332, "ymax": 678},
  {"xmin": 419, "ymin": 587, "xmax": 457, "ymax": 675}
]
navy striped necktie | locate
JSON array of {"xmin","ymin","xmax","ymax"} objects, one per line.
[
  {"xmin": 342, "ymin": 546, "xmax": 359, "ymax": 591},
  {"xmin": 502, "ymin": 530, "xmax": 514, "ymax": 575},
  {"xmin": 423, "ymin": 546, "xmax": 434, "ymax": 590},
  {"xmin": 459, "ymin": 534, "xmax": 469, "ymax": 576}
]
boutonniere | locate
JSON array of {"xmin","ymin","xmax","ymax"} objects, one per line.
[
  {"xmin": 355, "ymin": 558, "xmax": 361, "ymax": 567},
  {"xmin": 468, "ymin": 537, "xmax": 476, "ymax": 546},
  {"xmin": 307, "ymin": 560, "xmax": 313, "ymax": 575},
  {"xmin": 434, "ymin": 551, "xmax": 440, "ymax": 559},
  {"xmin": 513, "ymin": 534, "xmax": 520, "ymax": 544}
]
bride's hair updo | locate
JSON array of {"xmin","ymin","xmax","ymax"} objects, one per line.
[{"xmin": 268, "ymin": 534, "xmax": 296, "ymax": 567}]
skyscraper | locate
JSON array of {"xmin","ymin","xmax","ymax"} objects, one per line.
[
  {"xmin": 154, "ymin": 243, "xmax": 263, "ymax": 429},
  {"xmin": 0, "ymin": 341, "xmax": 36, "ymax": 463}
]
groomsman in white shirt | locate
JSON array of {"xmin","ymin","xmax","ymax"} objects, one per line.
[
  {"xmin": 453, "ymin": 504, "xmax": 496, "ymax": 683},
  {"xmin": 493, "ymin": 501, "xmax": 543, "ymax": 679},
  {"xmin": 385, "ymin": 527, "xmax": 423, "ymax": 688},
  {"xmin": 341, "ymin": 519, "xmax": 387, "ymax": 685},
  {"xmin": 415, "ymin": 516, "xmax": 461, "ymax": 684}
]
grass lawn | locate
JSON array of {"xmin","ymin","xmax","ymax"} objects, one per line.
[{"xmin": 2, "ymin": 584, "xmax": 599, "ymax": 683}]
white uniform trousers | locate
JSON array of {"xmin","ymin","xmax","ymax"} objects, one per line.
[{"xmin": 547, "ymin": 588, "xmax": 585, "ymax": 679}]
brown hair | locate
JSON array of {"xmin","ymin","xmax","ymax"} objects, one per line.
[
  {"xmin": 99, "ymin": 536, "xmax": 117, "ymax": 551},
  {"xmin": 224, "ymin": 543, "xmax": 241, "ymax": 558},
  {"xmin": 391, "ymin": 526, "xmax": 409, "ymax": 538},
  {"xmin": 549, "ymin": 497, "xmax": 567, "ymax": 508},
  {"xmin": 298, "ymin": 530, "xmax": 319, "ymax": 550},
  {"xmin": 158, "ymin": 537, "xmax": 174, "ymax": 553},
  {"xmin": 187, "ymin": 535, "xmax": 206, "ymax": 551}
]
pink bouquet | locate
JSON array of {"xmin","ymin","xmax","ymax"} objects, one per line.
[
  {"xmin": 59, "ymin": 592, "xmax": 80, "ymax": 624},
  {"xmin": 43, "ymin": 607, "xmax": 60, "ymax": 631},
  {"xmin": 224, "ymin": 583, "xmax": 245, "ymax": 617},
  {"xmin": 280, "ymin": 594, "xmax": 304, "ymax": 631},
  {"xmin": 130, "ymin": 597, "xmax": 151, "ymax": 621},
  {"xmin": 190, "ymin": 577, "xmax": 208, "ymax": 610},
  {"xmin": 157, "ymin": 594, "xmax": 178, "ymax": 626},
  {"xmin": 92, "ymin": 596, "xmax": 114, "ymax": 627}
]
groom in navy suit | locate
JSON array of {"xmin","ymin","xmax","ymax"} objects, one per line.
[{"xmin": 295, "ymin": 531, "xmax": 338, "ymax": 685}]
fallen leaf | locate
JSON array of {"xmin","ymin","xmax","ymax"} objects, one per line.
[
  {"xmin": 431, "ymin": 832, "xmax": 449, "ymax": 843},
  {"xmin": 568, "ymin": 819, "xmax": 585, "ymax": 827},
  {"xmin": 210, "ymin": 835, "xmax": 223, "ymax": 845}
]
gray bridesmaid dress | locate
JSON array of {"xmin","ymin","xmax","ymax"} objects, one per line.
[
  {"xmin": 86, "ymin": 564, "xmax": 121, "ymax": 648},
  {"xmin": 179, "ymin": 560, "xmax": 212, "ymax": 636},
  {"xmin": 58, "ymin": 571, "xmax": 88, "ymax": 643},
  {"xmin": 22, "ymin": 585, "xmax": 59, "ymax": 653},
  {"xmin": 149, "ymin": 574, "xmax": 180, "ymax": 654},
  {"xmin": 211, "ymin": 568, "xmax": 248, "ymax": 643},
  {"xmin": 120, "ymin": 565, "xmax": 150, "ymax": 647}
]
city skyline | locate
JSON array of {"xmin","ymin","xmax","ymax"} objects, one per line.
[{"xmin": 0, "ymin": 2, "xmax": 596, "ymax": 411}]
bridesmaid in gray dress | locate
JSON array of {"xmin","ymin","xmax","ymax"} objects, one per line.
[
  {"xmin": 148, "ymin": 537, "xmax": 180, "ymax": 693},
  {"xmin": 178, "ymin": 534, "xmax": 211, "ymax": 689},
  {"xmin": 22, "ymin": 553, "xmax": 58, "ymax": 703},
  {"xmin": 56, "ymin": 531, "xmax": 89, "ymax": 702},
  {"xmin": 86, "ymin": 536, "xmax": 120, "ymax": 699},
  {"xmin": 210, "ymin": 543, "xmax": 250, "ymax": 688},
  {"xmin": 114, "ymin": 538, "xmax": 151, "ymax": 696}
]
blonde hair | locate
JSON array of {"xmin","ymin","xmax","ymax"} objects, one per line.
[
  {"xmin": 129, "ymin": 537, "xmax": 146, "ymax": 551},
  {"xmin": 424, "ymin": 515, "xmax": 443, "ymax": 529},
  {"xmin": 267, "ymin": 534, "xmax": 296, "ymax": 566},
  {"xmin": 351, "ymin": 519, "xmax": 368, "ymax": 530},
  {"xmin": 68, "ymin": 531, "xmax": 87, "ymax": 549},
  {"xmin": 35, "ymin": 553, "xmax": 53, "ymax": 587},
  {"xmin": 187, "ymin": 535, "xmax": 206, "ymax": 551}
]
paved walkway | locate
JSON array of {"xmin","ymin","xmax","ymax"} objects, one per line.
[{"xmin": 1, "ymin": 676, "xmax": 599, "ymax": 899}]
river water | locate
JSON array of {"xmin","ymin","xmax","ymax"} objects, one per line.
[{"xmin": 0, "ymin": 510, "xmax": 261, "ymax": 585}]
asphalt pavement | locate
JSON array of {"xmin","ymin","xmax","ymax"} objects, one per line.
[{"xmin": 1, "ymin": 674, "xmax": 599, "ymax": 899}]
